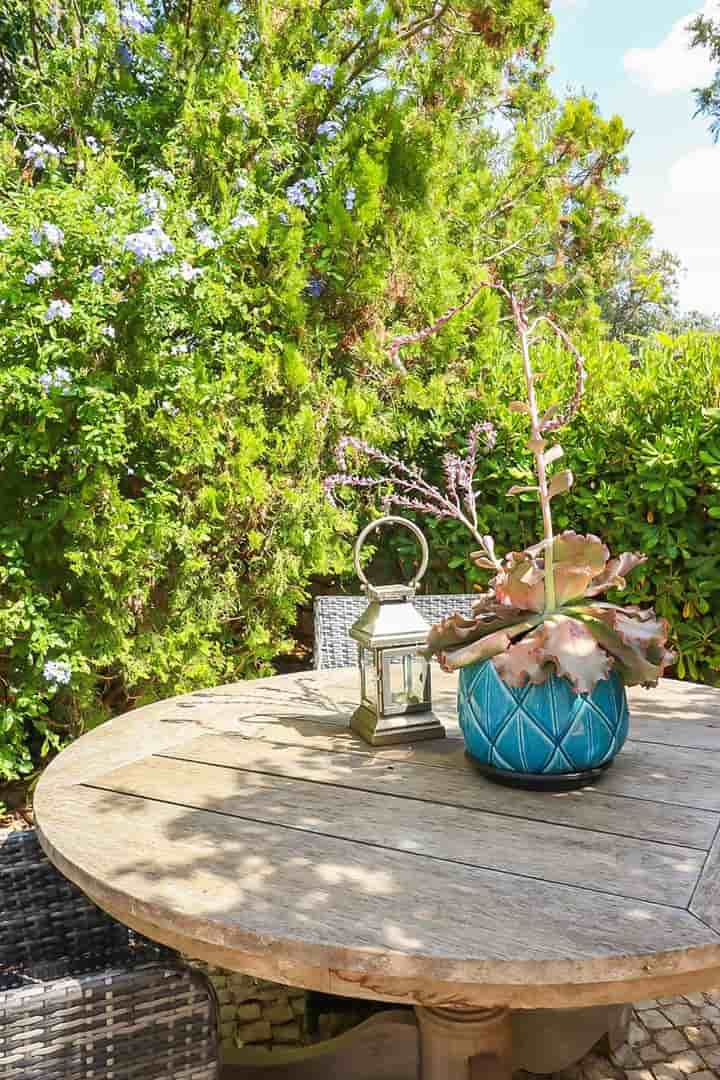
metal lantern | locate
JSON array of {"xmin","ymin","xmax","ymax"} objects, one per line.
[{"xmin": 349, "ymin": 516, "xmax": 445, "ymax": 746}]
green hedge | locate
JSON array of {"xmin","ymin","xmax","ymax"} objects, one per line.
[{"xmin": 374, "ymin": 330, "xmax": 720, "ymax": 686}]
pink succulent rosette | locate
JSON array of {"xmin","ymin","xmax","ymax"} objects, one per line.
[{"xmin": 424, "ymin": 531, "xmax": 675, "ymax": 694}]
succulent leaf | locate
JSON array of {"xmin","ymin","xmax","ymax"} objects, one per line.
[
  {"xmin": 553, "ymin": 531, "xmax": 609, "ymax": 573},
  {"xmin": 538, "ymin": 615, "xmax": 614, "ymax": 693},
  {"xmin": 548, "ymin": 469, "xmax": 574, "ymax": 498},
  {"xmin": 494, "ymin": 554, "xmax": 545, "ymax": 611},
  {"xmin": 438, "ymin": 621, "xmax": 538, "ymax": 672},
  {"xmin": 425, "ymin": 607, "xmax": 536, "ymax": 654},
  {"xmin": 471, "ymin": 553, "xmax": 499, "ymax": 569},
  {"xmin": 584, "ymin": 552, "xmax": 647, "ymax": 597},
  {"xmin": 492, "ymin": 633, "xmax": 549, "ymax": 687},
  {"xmin": 554, "ymin": 564, "xmax": 594, "ymax": 605},
  {"xmin": 543, "ymin": 445, "xmax": 563, "ymax": 466}
]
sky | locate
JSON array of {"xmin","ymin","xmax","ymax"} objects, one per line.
[{"xmin": 548, "ymin": 0, "xmax": 719, "ymax": 314}]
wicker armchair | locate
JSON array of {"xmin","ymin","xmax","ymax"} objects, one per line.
[
  {"xmin": 313, "ymin": 593, "xmax": 476, "ymax": 671},
  {"xmin": 0, "ymin": 828, "xmax": 219, "ymax": 1080}
]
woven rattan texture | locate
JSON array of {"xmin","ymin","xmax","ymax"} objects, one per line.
[
  {"xmin": 313, "ymin": 593, "xmax": 476, "ymax": 670},
  {"xmin": 0, "ymin": 830, "xmax": 219, "ymax": 1079}
]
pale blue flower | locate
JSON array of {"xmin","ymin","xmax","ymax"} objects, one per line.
[
  {"xmin": 117, "ymin": 42, "xmax": 134, "ymax": 67},
  {"xmin": 91, "ymin": 10, "xmax": 107, "ymax": 25},
  {"xmin": 317, "ymin": 119, "xmax": 342, "ymax": 139},
  {"xmin": 344, "ymin": 186, "xmax": 356, "ymax": 211},
  {"xmin": 0, "ymin": 221, "xmax": 12, "ymax": 242},
  {"xmin": 306, "ymin": 277, "xmax": 324, "ymax": 298},
  {"xmin": 44, "ymin": 299, "xmax": 73, "ymax": 322},
  {"xmin": 31, "ymin": 222, "xmax": 64, "ymax": 247},
  {"xmin": 233, "ymin": 173, "xmax": 250, "ymax": 191},
  {"xmin": 120, "ymin": 1, "xmax": 153, "ymax": 33},
  {"xmin": 39, "ymin": 366, "xmax": 72, "ymax": 391},
  {"xmin": 148, "ymin": 166, "xmax": 175, "ymax": 187},
  {"xmin": 137, "ymin": 189, "xmax": 167, "ymax": 218},
  {"xmin": 227, "ymin": 0, "xmax": 241, "ymax": 11},
  {"xmin": 175, "ymin": 261, "xmax": 204, "ymax": 282},
  {"xmin": 25, "ymin": 259, "xmax": 54, "ymax": 284},
  {"xmin": 228, "ymin": 104, "xmax": 249, "ymax": 120},
  {"xmin": 43, "ymin": 659, "xmax": 72, "ymax": 687},
  {"xmin": 85, "ymin": 135, "xmax": 100, "ymax": 153},
  {"xmin": 231, "ymin": 210, "xmax": 258, "ymax": 229},
  {"xmin": 102, "ymin": 325, "xmax": 116, "ymax": 339},
  {"xmin": 171, "ymin": 341, "xmax": 191, "ymax": 355},
  {"xmin": 193, "ymin": 225, "xmax": 219, "ymax": 248},
  {"xmin": 89, "ymin": 264, "xmax": 105, "ymax": 283},
  {"xmin": 157, "ymin": 42, "xmax": 172, "ymax": 60},
  {"xmin": 307, "ymin": 63, "xmax": 337, "ymax": 89},
  {"xmin": 278, "ymin": 212, "xmax": 289, "ymax": 224},
  {"xmin": 124, "ymin": 223, "xmax": 175, "ymax": 262},
  {"xmin": 161, "ymin": 399, "xmax": 178, "ymax": 415},
  {"xmin": 24, "ymin": 136, "xmax": 64, "ymax": 171},
  {"xmin": 286, "ymin": 177, "xmax": 319, "ymax": 208}
]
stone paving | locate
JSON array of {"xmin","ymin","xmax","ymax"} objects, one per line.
[{"xmin": 549, "ymin": 992, "xmax": 720, "ymax": 1080}]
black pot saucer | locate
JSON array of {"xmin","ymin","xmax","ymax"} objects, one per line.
[{"xmin": 465, "ymin": 753, "xmax": 613, "ymax": 792}]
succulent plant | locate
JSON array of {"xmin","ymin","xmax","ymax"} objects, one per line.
[
  {"xmin": 327, "ymin": 271, "xmax": 675, "ymax": 695},
  {"xmin": 424, "ymin": 531, "xmax": 674, "ymax": 692}
]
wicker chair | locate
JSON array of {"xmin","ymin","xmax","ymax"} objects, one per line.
[
  {"xmin": 0, "ymin": 828, "xmax": 219, "ymax": 1080},
  {"xmin": 313, "ymin": 593, "xmax": 476, "ymax": 671}
]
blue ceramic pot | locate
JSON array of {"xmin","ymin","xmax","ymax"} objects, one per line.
[{"xmin": 458, "ymin": 659, "xmax": 629, "ymax": 782}]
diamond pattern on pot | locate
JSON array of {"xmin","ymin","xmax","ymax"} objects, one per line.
[{"xmin": 458, "ymin": 660, "xmax": 629, "ymax": 774}]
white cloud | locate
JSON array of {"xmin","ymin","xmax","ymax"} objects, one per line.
[
  {"xmin": 650, "ymin": 146, "xmax": 720, "ymax": 313},
  {"xmin": 669, "ymin": 145, "xmax": 720, "ymax": 195},
  {"xmin": 623, "ymin": 4, "xmax": 715, "ymax": 95}
]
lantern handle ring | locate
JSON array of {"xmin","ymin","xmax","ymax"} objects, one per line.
[{"xmin": 353, "ymin": 515, "xmax": 429, "ymax": 593}]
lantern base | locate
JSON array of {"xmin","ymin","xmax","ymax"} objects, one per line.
[{"xmin": 350, "ymin": 704, "xmax": 446, "ymax": 746}]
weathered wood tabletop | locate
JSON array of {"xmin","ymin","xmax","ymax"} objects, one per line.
[{"xmin": 34, "ymin": 670, "xmax": 720, "ymax": 1078}]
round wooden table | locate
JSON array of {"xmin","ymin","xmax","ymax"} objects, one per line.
[{"xmin": 35, "ymin": 670, "xmax": 720, "ymax": 1079}]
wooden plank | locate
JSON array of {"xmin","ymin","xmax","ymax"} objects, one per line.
[
  {"xmin": 38, "ymin": 784, "xmax": 720, "ymax": 982},
  {"xmin": 626, "ymin": 680, "xmax": 720, "ymax": 752},
  {"xmin": 156, "ymin": 734, "xmax": 719, "ymax": 851},
  {"xmin": 690, "ymin": 824, "xmax": 720, "ymax": 932},
  {"xmin": 598, "ymin": 742, "xmax": 720, "ymax": 812},
  {"xmin": 88, "ymin": 755, "xmax": 705, "ymax": 906},
  {"xmin": 193, "ymin": 715, "xmax": 720, "ymax": 814}
]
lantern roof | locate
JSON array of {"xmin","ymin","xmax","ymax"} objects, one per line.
[{"xmin": 349, "ymin": 589, "xmax": 430, "ymax": 648}]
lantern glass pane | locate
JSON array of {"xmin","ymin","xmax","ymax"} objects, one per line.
[
  {"xmin": 384, "ymin": 652, "xmax": 428, "ymax": 709},
  {"xmin": 360, "ymin": 647, "xmax": 377, "ymax": 708}
]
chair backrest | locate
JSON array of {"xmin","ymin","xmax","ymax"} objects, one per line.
[
  {"xmin": 313, "ymin": 594, "xmax": 476, "ymax": 670},
  {"xmin": 0, "ymin": 828, "xmax": 128, "ymax": 972}
]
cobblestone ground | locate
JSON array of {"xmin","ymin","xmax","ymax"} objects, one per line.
[{"xmin": 540, "ymin": 992, "xmax": 720, "ymax": 1080}]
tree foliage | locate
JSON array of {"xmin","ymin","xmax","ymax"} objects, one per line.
[{"xmin": 690, "ymin": 6, "xmax": 720, "ymax": 140}]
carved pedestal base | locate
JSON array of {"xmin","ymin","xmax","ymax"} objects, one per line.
[
  {"xmin": 415, "ymin": 1002, "xmax": 631, "ymax": 1079},
  {"xmin": 416, "ymin": 1006, "xmax": 513, "ymax": 1080},
  {"xmin": 512, "ymin": 1003, "xmax": 631, "ymax": 1072}
]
